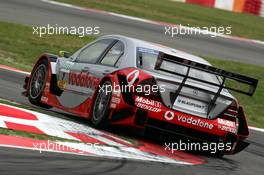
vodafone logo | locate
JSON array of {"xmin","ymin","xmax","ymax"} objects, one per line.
[
  {"xmin": 177, "ymin": 116, "xmax": 214, "ymax": 130},
  {"xmin": 164, "ymin": 111, "xmax": 214, "ymax": 130},
  {"xmin": 164, "ymin": 111, "xmax": 175, "ymax": 121}
]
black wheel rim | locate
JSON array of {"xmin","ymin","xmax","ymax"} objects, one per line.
[{"xmin": 29, "ymin": 64, "xmax": 47, "ymax": 99}]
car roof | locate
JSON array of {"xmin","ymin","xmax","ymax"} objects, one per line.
[
  {"xmin": 101, "ymin": 35, "xmax": 211, "ymax": 66},
  {"xmin": 98, "ymin": 35, "xmax": 234, "ymax": 100}
]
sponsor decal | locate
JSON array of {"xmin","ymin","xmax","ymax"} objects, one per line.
[
  {"xmin": 135, "ymin": 96, "xmax": 161, "ymax": 112},
  {"xmin": 68, "ymin": 72, "xmax": 98, "ymax": 89},
  {"xmin": 112, "ymin": 89, "xmax": 121, "ymax": 97},
  {"xmin": 126, "ymin": 70, "xmax": 139, "ymax": 86},
  {"xmin": 59, "ymin": 61, "xmax": 74, "ymax": 71},
  {"xmin": 218, "ymin": 125, "xmax": 236, "ymax": 134},
  {"xmin": 110, "ymin": 103, "xmax": 117, "ymax": 109},
  {"xmin": 135, "ymin": 97, "xmax": 161, "ymax": 107},
  {"xmin": 177, "ymin": 98, "xmax": 206, "ymax": 110},
  {"xmin": 138, "ymin": 47, "xmax": 159, "ymax": 55},
  {"xmin": 164, "ymin": 112, "xmax": 214, "ymax": 130},
  {"xmin": 44, "ymin": 82, "xmax": 50, "ymax": 92},
  {"xmin": 164, "ymin": 111, "xmax": 175, "ymax": 121},
  {"xmin": 57, "ymin": 80, "xmax": 67, "ymax": 89},
  {"xmin": 217, "ymin": 118, "xmax": 236, "ymax": 134},
  {"xmin": 136, "ymin": 103, "xmax": 161, "ymax": 112},
  {"xmin": 177, "ymin": 116, "xmax": 214, "ymax": 130},
  {"xmin": 193, "ymin": 90, "xmax": 198, "ymax": 96},
  {"xmin": 217, "ymin": 118, "xmax": 235, "ymax": 128},
  {"xmin": 111, "ymin": 97, "xmax": 120, "ymax": 104},
  {"xmin": 41, "ymin": 96, "xmax": 48, "ymax": 103}
]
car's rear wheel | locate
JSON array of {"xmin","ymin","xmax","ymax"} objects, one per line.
[
  {"xmin": 91, "ymin": 81, "xmax": 112, "ymax": 128},
  {"xmin": 28, "ymin": 60, "xmax": 52, "ymax": 108}
]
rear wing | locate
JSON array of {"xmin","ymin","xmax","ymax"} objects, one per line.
[{"xmin": 154, "ymin": 53, "xmax": 258, "ymax": 114}]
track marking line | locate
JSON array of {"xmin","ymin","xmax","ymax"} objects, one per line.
[
  {"xmin": 0, "ymin": 134, "xmax": 195, "ymax": 165},
  {"xmin": 0, "ymin": 103, "xmax": 205, "ymax": 165},
  {"xmin": 249, "ymin": 126, "xmax": 264, "ymax": 133},
  {"xmin": 0, "ymin": 64, "xmax": 30, "ymax": 75}
]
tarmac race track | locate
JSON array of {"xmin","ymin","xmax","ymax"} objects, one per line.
[{"xmin": 0, "ymin": 0, "xmax": 263, "ymax": 174}]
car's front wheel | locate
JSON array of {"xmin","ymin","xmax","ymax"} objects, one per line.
[
  {"xmin": 91, "ymin": 81, "xmax": 112, "ymax": 128},
  {"xmin": 28, "ymin": 60, "xmax": 52, "ymax": 108}
]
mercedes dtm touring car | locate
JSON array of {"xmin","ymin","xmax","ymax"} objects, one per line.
[{"xmin": 23, "ymin": 35, "xmax": 258, "ymax": 155}]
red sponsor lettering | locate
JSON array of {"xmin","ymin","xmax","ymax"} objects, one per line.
[{"xmin": 69, "ymin": 72, "xmax": 98, "ymax": 89}]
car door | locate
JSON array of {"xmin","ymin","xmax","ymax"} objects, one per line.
[
  {"xmin": 56, "ymin": 38, "xmax": 116, "ymax": 108},
  {"xmin": 89, "ymin": 40, "xmax": 125, "ymax": 78},
  {"xmin": 80, "ymin": 40, "xmax": 125, "ymax": 101}
]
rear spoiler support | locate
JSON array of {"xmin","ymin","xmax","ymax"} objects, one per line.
[
  {"xmin": 155, "ymin": 53, "xmax": 258, "ymax": 116},
  {"xmin": 207, "ymin": 77, "xmax": 226, "ymax": 116}
]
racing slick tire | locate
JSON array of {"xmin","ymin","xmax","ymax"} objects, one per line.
[
  {"xmin": 91, "ymin": 81, "xmax": 112, "ymax": 128},
  {"xmin": 28, "ymin": 60, "xmax": 52, "ymax": 109}
]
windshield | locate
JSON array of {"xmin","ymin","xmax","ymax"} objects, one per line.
[{"xmin": 137, "ymin": 47, "xmax": 221, "ymax": 85}]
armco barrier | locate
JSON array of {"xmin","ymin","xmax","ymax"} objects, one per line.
[
  {"xmin": 233, "ymin": 0, "xmax": 246, "ymax": 13},
  {"xmin": 260, "ymin": 0, "xmax": 264, "ymax": 16},
  {"xmin": 243, "ymin": 0, "xmax": 262, "ymax": 15},
  {"xmin": 173, "ymin": 0, "xmax": 263, "ymax": 17},
  {"xmin": 215, "ymin": 0, "xmax": 234, "ymax": 11},
  {"xmin": 186, "ymin": 0, "xmax": 215, "ymax": 7}
]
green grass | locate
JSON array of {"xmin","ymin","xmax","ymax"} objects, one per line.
[
  {"xmin": 0, "ymin": 21, "xmax": 95, "ymax": 71},
  {"xmin": 205, "ymin": 58, "xmax": 264, "ymax": 128},
  {"xmin": 55, "ymin": 0, "xmax": 264, "ymax": 40},
  {"xmin": 0, "ymin": 21, "xmax": 263, "ymax": 128}
]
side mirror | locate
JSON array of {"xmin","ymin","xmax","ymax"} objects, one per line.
[{"xmin": 59, "ymin": 51, "xmax": 71, "ymax": 58}]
